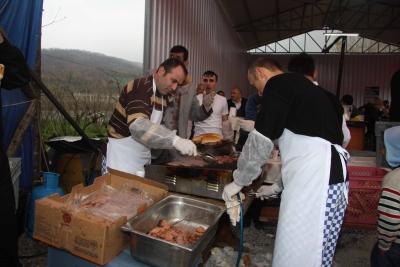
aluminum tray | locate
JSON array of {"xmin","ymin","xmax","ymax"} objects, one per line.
[{"xmin": 121, "ymin": 195, "xmax": 224, "ymax": 267}]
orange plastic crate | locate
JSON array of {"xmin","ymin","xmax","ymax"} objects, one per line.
[{"xmin": 343, "ymin": 166, "xmax": 388, "ymax": 229}]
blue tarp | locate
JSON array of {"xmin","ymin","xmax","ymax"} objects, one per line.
[{"xmin": 0, "ymin": 0, "xmax": 43, "ymax": 189}]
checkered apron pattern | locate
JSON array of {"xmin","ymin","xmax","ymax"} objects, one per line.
[
  {"xmin": 101, "ymin": 154, "xmax": 107, "ymax": 175},
  {"xmin": 322, "ymin": 181, "xmax": 349, "ymax": 267}
]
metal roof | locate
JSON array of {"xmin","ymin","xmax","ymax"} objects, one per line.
[{"xmin": 217, "ymin": 0, "xmax": 400, "ymax": 50}]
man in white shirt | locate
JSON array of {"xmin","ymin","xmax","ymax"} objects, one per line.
[{"xmin": 194, "ymin": 71, "xmax": 229, "ymax": 137}]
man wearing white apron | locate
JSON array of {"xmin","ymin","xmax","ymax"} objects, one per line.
[
  {"xmin": 106, "ymin": 58, "xmax": 197, "ymax": 176},
  {"xmin": 223, "ymin": 57, "xmax": 349, "ymax": 267}
]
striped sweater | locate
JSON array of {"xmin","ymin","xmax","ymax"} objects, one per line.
[{"xmin": 377, "ymin": 168, "xmax": 400, "ymax": 251}]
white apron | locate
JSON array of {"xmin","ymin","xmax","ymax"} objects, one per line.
[
  {"xmin": 272, "ymin": 129, "xmax": 348, "ymax": 267},
  {"xmin": 106, "ymin": 84, "xmax": 163, "ymax": 177}
]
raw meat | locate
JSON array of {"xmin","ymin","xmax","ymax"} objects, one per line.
[{"xmin": 148, "ymin": 219, "xmax": 207, "ymax": 246}]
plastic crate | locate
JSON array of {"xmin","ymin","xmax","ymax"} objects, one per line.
[{"xmin": 343, "ymin": 166, "xmax": 388, "ymax": 229}]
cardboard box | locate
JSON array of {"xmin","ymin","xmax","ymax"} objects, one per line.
[{"xmin": 34, "ymin": 169, "xmax": 168, "ymax": 265}]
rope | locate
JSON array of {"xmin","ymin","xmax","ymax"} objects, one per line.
[
  {"xmin": 235, "ymin": 193, "xmax": 244, "ymax": 267},
  {"xmin": 2, "ymin": 99, "xmax": 34, "ymax": 108}
]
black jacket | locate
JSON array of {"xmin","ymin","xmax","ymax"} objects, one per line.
[{"xmin": 227, "ymin": 98, "xmax": 247, "ymax": 117}]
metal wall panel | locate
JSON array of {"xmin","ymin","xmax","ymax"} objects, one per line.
[
  {"xmin": 144, "ymin": 0, "xmax": 248, "ymax": 96},
  {"xmin": 248, "ymin": 54, "xmax": 400, "ymax": 107}
]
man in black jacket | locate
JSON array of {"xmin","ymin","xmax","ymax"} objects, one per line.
[
  {"xmin": 0, "ymin": 28, "xmax": 30, "ymax": 267},
  {"xmin": 227, "ymin": 86, "xmax": 246, "ymax": 117}
]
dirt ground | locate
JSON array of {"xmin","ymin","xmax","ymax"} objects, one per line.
[
  {"xmin": 18, "ymin": 225, "xmax": 376, "ymax": 267},
  {"xmin": 205, "ymin": 225, "xmax": 376, "ymax": 267},
  {"xmin": 334, "ymin": 229, "xmax": 376, "ymax": 267}
]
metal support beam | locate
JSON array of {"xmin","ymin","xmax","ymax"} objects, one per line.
[
  {"xmin": 29, "ymin": 70, "xmax": 99, "ymax": 153},
  {"xmin": 336, "ymin": 37, "xmax": 347, "ymax": 98},
  {"xmin": 7, "ymin": 100, "xmax": 37, "ymax": 157}
]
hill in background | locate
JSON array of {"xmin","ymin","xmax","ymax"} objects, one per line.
[{"xmin": 41, "ymin": 48, "xmax": 143, "ymax": 94}]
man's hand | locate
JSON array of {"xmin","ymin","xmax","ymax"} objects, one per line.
[
  {"xmin": 239, "ymin": 119, "xmax": 255, "ymax": 132},
  {"xmin": 256, "ymin": 185, "xmax": 278, "ymax": 200},
  {"xmin": 225, "ymin": 192, "xmax": 245, "ymax": 226},
  {"xmin": 222, "ymin": 182, "xmax": 243, "ymax": 202},
  {"xmin": 173, "ymin": 136, "xmax": 198, "ymax": 156},
  {"xmin": 203, "ymin": 92, "xmax": 215, "ymax": 111}
]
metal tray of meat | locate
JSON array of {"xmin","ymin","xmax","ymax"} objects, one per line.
[{"xmin": 121, "ymin": 195, "xmax": 224, "ymax": 267}]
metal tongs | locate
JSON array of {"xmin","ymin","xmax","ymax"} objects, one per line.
[{"xmin": 198, "ymin": 152, "xmax": 216, "ymax": 164}]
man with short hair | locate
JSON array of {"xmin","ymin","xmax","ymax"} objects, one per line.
[
  {"xmin": 193, "ymin": 71, "xmax": 229, "ymax": 138},
  {"xmin": 163, "ymin": 45, "xmax": 213, "ymax": 138},
  {"xmin": 106, "ymin": 58, "xmax": 197, "ymax": 176},
  {"xmin": 227, "ymin": 86, "xmax": 247, "ymax": 117},
  {"xmin": 223, "ymin": 57, "xmax": 349, "ymax": 267}
]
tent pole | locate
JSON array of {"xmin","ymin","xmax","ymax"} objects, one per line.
[{"xmin": 29, "ymin": 70, "xmax": 99, "ymax": 152}]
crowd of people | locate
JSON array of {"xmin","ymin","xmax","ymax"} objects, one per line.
[{"xmin": 2, "ymin": 32, "xmax": 399, "ymax": 267}]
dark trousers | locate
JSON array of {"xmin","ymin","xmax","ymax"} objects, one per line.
[
  {"xmin": 371, "ymin": 242, "xmax": 400, "ymax": 267},
  {"xmin": 0, "ymin": 147, "xmax": 20, "ymax": 267}
]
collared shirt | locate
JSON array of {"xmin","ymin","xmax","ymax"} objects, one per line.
[
  {"xmin": 107, "ymin": 75, "xmax": 169, "ymax": 139},
  {"xmin": 234, "ymin": 99, "xmax": 242, "ymax": 110}
]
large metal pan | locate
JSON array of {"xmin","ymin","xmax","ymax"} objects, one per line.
[{"xmin": 121, "ymin": 195, "xmax": 224, "ymax": 267}]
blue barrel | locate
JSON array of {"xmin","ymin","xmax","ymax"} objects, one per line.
[{"xmin": 27, "ymin": 172, "xmax": 65, "ymax": 237}]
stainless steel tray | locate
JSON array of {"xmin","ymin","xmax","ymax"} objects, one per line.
[{"xmin": 121, "ymin": 195, "xmax": 224, "ymax": 267}]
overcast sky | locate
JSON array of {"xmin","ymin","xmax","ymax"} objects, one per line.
[{"xmin": 41, "ymin": 0, "xmax": 145, "ymax": 63}]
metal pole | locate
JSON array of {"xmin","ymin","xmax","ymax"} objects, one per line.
[
  {"xmin": 29, "ymin": 70, "xmax": 99, "ymax": 152},
  {"xmin": 143, "ymin": 0, "xmax": 153, "ymax": 75},
  {"xmin": 336, "ymin": 36, "xmax": 346, "ymax": 98}
]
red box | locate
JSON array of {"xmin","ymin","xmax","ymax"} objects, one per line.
[{"xmin": 343, "ymin": 166, "xmax": 388, "ymax": 229}]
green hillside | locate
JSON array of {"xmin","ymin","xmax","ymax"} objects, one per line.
[{"xmin": 41, "ymin": 48, "xmax": 143, "ymax": 93}]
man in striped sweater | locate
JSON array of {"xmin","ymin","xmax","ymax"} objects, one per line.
[{"xmin": 371, "ymin": 126, "xmax": 400, "ymax": 267}]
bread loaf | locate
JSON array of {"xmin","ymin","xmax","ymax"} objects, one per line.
[{"xmin": 192, "ymin": 133, "xmax": 222, "ymax": 144}]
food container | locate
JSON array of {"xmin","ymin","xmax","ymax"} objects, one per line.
[{"xmin": 121, "ymin": 195, "xmax": 224, "ymax": 267}]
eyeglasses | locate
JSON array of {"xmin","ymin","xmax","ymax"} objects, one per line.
[{"xmin": 203, "ymin": 78, "xmax": 215, "ymax": 83}]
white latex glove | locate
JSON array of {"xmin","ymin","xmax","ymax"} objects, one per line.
[
  {"xmin": 222, "ymin": 182, "xmax": 243, "ymax": 202},
  {"xmin": 222, "ymin": 119, "xmax": 234, "ymax": 141},
  {"xmin": 229, "ymin": 117, "xmax": 240, "ymax": 131},
  {"xmin": 256, "ymin": 183, "xmax": 281, "ymax": 200},
  {"xmin": 173, "ymin": 136, "xmax": 198, "ymax": 156},
  {"xmin": 225, "ymin": 193, "xmax": 245, "ymax": 226},
  {"xmin": 239, "ymin": 120, "xmax": 255, "ymax": 132},
  {"xmin": 203, "ymin": 92, "xmax": 215, "ymax": 111}
]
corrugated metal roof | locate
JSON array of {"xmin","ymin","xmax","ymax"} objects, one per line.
[{"xmin": 217, "ymin": 0, "xmax": 400, "ymax": 50}]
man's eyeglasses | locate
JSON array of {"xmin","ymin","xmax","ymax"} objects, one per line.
[{"xmin": 203, "ymin": 78, "xmax": 215, "ymax": 83}]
